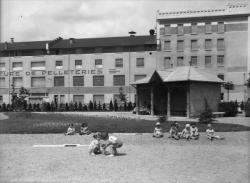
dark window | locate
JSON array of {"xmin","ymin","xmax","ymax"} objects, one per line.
[
  {"xmin": 95, "ymin": 59, "xmax": 103, "ymax": 68},
  {"xmin": 55, "ymin": 60, "xmax": 63, "ymax": 69},
  {"xmin": 54, "ymin": 76, "xmax": 64, "ymax": 87},
  {"xmin": 31, "ymin": 77, "xmax": 45, "ymax": 87},
  {"xmin": 93, "ymin": 75, "xmax": 104, "ymax": 86},
  {"xmin": 115, "ymin": 58, "xmax": 123, "ymax": 68},
  {"xmin": 75, "ymin": 60, "xmax": 82, "ymax": 69},
  {"xmin": 0, "ymin": 77, "xmax": 5, "ymax": 88},
  {"xmin": 164, "ymin": 41, "xmax": 171, "ymax": 51},
  {"xmin": 177, "ymin": 40, "xmax": 184, "ymax": 51},
  {"xmin": 73, "ymin": 76, "xmax": 84, "ymax": 86},
  {"xmin": 205, "ymin": 39, "xmax": 212, "ymax": 50},
  {"xmin": 191, "ymin": 23, "xmax": 197, "ymax": 34},
  {"xmin": 0, "ymin": 63, "xmax": 6, "ymax": 71},
  {"xmin": 93, "ymin": 95, "xmax": 104, "ymax": 104},
  {"xmin": 113, "ymin": 75, "xmax": 125, "ymax": 86},
  {"xmin": 164, "ymin": 57, "xmax": 171, "ymax": 69},
  {"xmin": 218, "ymin": 22, "xmax": 225, "ymax": 33},
  {"xmin": 191, "ymin": 40, "xmax": 198, "ymax": 50},
  {"xmin": 134, "ymin": 74, "xmax": 147, "ymax": 81},
  {"xmin": 205, "ymin": 22, "xmax": 212, "ymax": 33},
  {"xmin": 177, "ymin": 57, "xmax": 184, "ymax": 66},
  {"xmin": 205, "ymin": 56, "xmax": 212, "ymax": 67},
  {"xmin": 217, "ymin": 39, "xmax": 224, "ymax": 50},
  {"xmin": 73, "ymin": 95, "xmax": 84, "ymax": 103},
  {"xmin": 165, "ymin": 24, "xmax": 171, "ymax": 35},
  {"xmin": 136, "ymin": 58, "xmax": 144, "ymax": 67},
  {"xmin": 217, "ymin": 55, "xmax": 224, "ymax": 66},
  {"xmin": 177, "ymin": 24, "xmax": 184, "ymax": 35},
  {"xmin": 190, "ymin": 56, "xmax": 198, "ymax": 66},
  {"xmin": 0, "ymin": 95, "xmax": 3, "ymax": 103}
]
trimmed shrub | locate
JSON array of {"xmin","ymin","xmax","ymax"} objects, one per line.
[
  {"xmin": 109, "ymin": 100, "xmax": 113, "ymax": 111},
  {"xmin": 93, "ymin": 101, "xmax": 97, "ymax": 111},
  {"xmin": 2, "ymin": 103, "xmax": 7, "ymax": 112},
  {"xmin": 245, "ymin": 101, "xmax": 250, "ymax": 117},
  {"xmin": 102, "ymin": 103, "xmax": 106, "ymax": 111},
  {"xmin": 78, "ymin": 102, "xmax": 83, "ymax": 111},
  {"xmin": 88, "ymin": 100, "xmax": 93, "ymax": 111},
  {"xmin": 114, "ymin": 99, "xmax": 118, "ymax": 111},
  {"xmin": 199, "ymin": 98, "xmax": 216, "ymax": 124},
  {"xmin": 219, "ymin": 102, "xmax": 238, "ymax": 117},
  {"xmin": 127, "ymin": 101, "xmax": 133, "ymax": 111}
]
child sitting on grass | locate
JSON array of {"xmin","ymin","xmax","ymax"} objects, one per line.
[
  {"xmin": 169, "ymin": 122, "xmax": 180, "ymax": 140},
  {"xmin": 206, "ymin": 123, "xmax": 225, "ymax": 141},
  {"xmin": 190, "ymin": 123, "xmax": 199, "ymax": 140},
  {"xmin": 79, "ymin": 122, "xmax": 91, "ymax": 135},
  {"xmin": 180, "ymin": 124, "xmax": 191, "ymax": 140},
  {"xmin": 89, "ymin": 133, "xmax": 101, "ymax": 156},
  {"xmin": 153, "ymin": 122, "xmax": 164, "ymax": 138},
  {"xmin": 64, "ymin": 123, "xmax": 76, "ymax": 135},
  {"xmin": 101, "ymin": 132, "xmax": 123, "ymax": 157}
]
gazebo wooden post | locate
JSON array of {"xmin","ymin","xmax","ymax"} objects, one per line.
[
  {"xmin": 186, "ymin": 84, "xmax": 190, "ymax": 118},
  {"xmin": 136, "ymin": 85, "xmax": 139, "ymax": 114},
  {"xmin": 150, "ymin": 85, "xmax": 154, "ymax": 115},
  {"xmin": 167, "ymin": 88, "xmax": 171, "ymax": 118}
]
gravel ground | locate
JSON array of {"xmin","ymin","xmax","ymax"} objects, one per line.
[{"xmin": 0, "ymin": 132, "xmax": 249, "ymax": 183}]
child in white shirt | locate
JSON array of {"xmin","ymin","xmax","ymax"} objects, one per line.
[
  {"xmin": 169, "ymin": 122, "xmax": 180, "ymax": 140},
  {"xmin": 206, "ymin": 123, "xmax": 224, "ymax": 141},
  {"xmin": 190, "ymin": 123, "xmax": 199, "ymax": 140},
  {"xmin": 101, "ymin": 132, "xmax": 123, "ymax": 157},
  {"xmin": 181, "ymin": 124, "xmax": 191, "ymax": 140},
  {"xmin": 153, "ymin": 122, "xmax": 164, "ymax": 138},
  {"xmin": 64, "ymin": 123, "xmax": 76, "ymax": 135}
]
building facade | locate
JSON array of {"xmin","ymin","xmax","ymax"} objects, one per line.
[
  {"xmin": 0, "ymin": 36, "xmax": 156, "ymax": 105},
  {"xmin": 156, "ymin": 2, "xmax": 250, "ymax": 102}
]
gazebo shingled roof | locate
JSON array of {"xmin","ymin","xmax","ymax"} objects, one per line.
[{"xmin": 132, "ymin": 66, "xmax": 224, "ymax": 85}]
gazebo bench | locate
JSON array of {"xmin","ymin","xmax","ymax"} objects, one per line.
[{"xmin": 212, "ymin": 112, "xmax": 225, "ymax": 118}]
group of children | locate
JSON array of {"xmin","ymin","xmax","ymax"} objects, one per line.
[
  {"xmin": 153, "ymin": 121, "xmax": 224, "ymax": 141},
  {"xmin": 64, "ymin": 122, "xmax": 91, "ymax": 136},
  {"xmin": 89, "ymin": 132, "xmax": 123, "ymax": 157}
]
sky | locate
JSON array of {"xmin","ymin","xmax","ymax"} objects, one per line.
[{"xmin": 0, "ymin": 0, "xmax": 241, "ymax": 42}]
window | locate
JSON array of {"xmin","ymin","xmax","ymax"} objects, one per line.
[
  {"xmin": 93, "ymin": 95, "xmax": 104, "ymax": 104},
  {"xmin": 177, "ymin": 57, "xmax": 184, "ymax": 66},
  {"xmin": 0, "ymin": 63, "xmax": 5, "ymax": 71},
  {"xmin": 205, "ymin": 39, "xmax": 212, "ymax": 50},
  {"xmin": 217, "ymin": 39, "xmax": 224, "ymax": 50},
  {"xmin": 177, "ymin": 40, "xmax": 184, "ymax": 51},
  {"xmin": 0, "ymin": 77, "xmax": 5, "ymax": 88},
  {"xmin": 54, "ymin": 76, "xmax": 64, "ymax": 87},
  {"xmin": 93, "ymin": 75, "xmax": 104, "ymax": 86},
  {"xmin": 205, "ymin": 22, "xmax": 212, "ymax": 33},
  {"xmin": 75, "ymin": 60, "xmax": 82, "ymax": 69},
  {"xmin": 13, "ymin": 77, "xmax": 23, "ymax": 88},
  {"xmin": 217, "ymin": 74, "xmax": 224, "ymax": 80},
  {"xmin": 217, "ymin": 55, "xmax": 224, "ymax": 66},
  {"xmin": 115, "ymin": 58, "xmax": 123, "ymax": 68},
  {"xmin": 95, "ymin": 59, "xmax": 103, "ymax": 68},
  {"xmin": 164, "ymin": 24, "xmax": 171, "ymax": 35},
  {"xmin": 134, "ymin": 74, "xmax": 147, "ymax": 81},
  {"xmin": 177, "ymin": 24, "xmax": 184, "ymax": 35},
  {"xmin": 164, "ymin": 41, "xmax": 171, "ymax": 51},
  {"xmin": 73, "ymin": 95, "xmax": 84, "ymax": 103},
  {"xmin": 113, "ymin": 75, "xmax": 125, "ymax": 86},
  {"xmin": 191, "ymin": 23, "xmax": 197, "ymax": 34},
  {"xmin": 12, "ymin": 62, "xmax": 23, "ymax": 71},
  {"xmin": 31, "ymin": 61, "xmax": 45, "ymax": 70},
  {"xmin": 205, "ymin": 56, "xmax": 212, "ymax": 67},
  {"xmin": 191, "ymin": 40, "xmax": 198, "ymax": 50},
  {"xmin": 0, "ymin": 95, "xmax": 3, "ymax": 103},
  {"xmin": 73, "ymin": 76, "xmax": 84, "ymax": 86},
  {"xmin": 218, "ymin": 22, "xmax": 224, "ymax": 33},
  {"xmin": 31, "ymin": 77, "xmax": 45, "ymax": 87},
  {"xmin": 163, "ymin": 57, "xmax": 171, "ymax": 69},
  {"xmin": 55, "ymin": 61, "xmax": 63, "ymax": 69},
  {"xmin": 190, "ymin": 56, "xmax": 198, "ymax": 66},
  {"xmin": 136, "ymin": 58, "xmax": 144, "ymax": 67}
]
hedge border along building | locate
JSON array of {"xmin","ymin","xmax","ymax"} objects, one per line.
[
  {"xmin": 0, "ymin": 35, "xmax": 157, "ymax": 105},
  {"xmin": 156, "ymin": 2, "xmax": 250, "ymax": 102}
]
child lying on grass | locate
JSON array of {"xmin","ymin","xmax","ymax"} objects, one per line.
[
  {"xmin": 153, "ymin": 122, "xmax": 164, "ymax": 138},
  {"xmin": 101, "ymin": 132, "xmax": 123, "ymax": 157},
  {"xmin": 64, "ymin": 123, "xmax": 76, "ymax": 135},
  {"xmin": 206, "ymin": 123, "xmax": 225, "ymax": 141}
]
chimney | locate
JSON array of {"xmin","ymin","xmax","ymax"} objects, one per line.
[
  {"xmin": 129, "ymin": 31, "xmax": 136, "ymax": 37},
  {"xmin": 10, "ymin": 38, "xmax": 14, "ymax": 44}
]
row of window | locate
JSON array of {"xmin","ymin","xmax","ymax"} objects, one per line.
[
  {"xmin": 163, "ymin": 55, "xmax": 224, "ymax": 68},
  {"xmin": 162, "ymin": 22, "xmax": 225, "ymax": 35},
  {"xmin": 163, "ymin": 38, "xmax": 224, "ymax": 51},
  {"xmin": 0, "ymin": 58, "xmax": 145, "ymax": 71},
  {"xmin": 0, "ymin": 74, "xmax": 147, "ymax": 88}
]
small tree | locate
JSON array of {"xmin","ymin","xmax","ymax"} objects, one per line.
[
  {"xmin": 69, "ymin": 102, "xmax": 74, "ymax": 111},
  {"xmin": 98, "ymin": 101, "xmax": 102, "ymax": 111},
  {"xmin": 199, "ymin": 98, "xmax": 215, "ymax": 124},
  {"xmin": 65, "ymin": 103, "xmax": 69, "ymax": 111},
  {"xmin": 28, "ymin": 103, "xmax": 32, "ymax": 111},
  {"xmin": 74, "ymin": 102, "xmax": 78, "ymax": 111},
  {"xmin": 102, "ymin": 103, "xmax": 106, "ymax": 111},
  {"xmin": 11, "ymin": 86, "xmax": 30, "ymax": 111},
  {"xmin": 88, "ymin": 100, "xmax": 93, "ymax": 111},
  {"xmin": 127, "ymin": 101, "xmax": 133, "ymax": 111},
  {"xmin": 78, "ymin": 102, "xmax": 83, "ymax": 111},
  {"xmin": 109, "ymin": 100, "xmax": 113, "ymax": 111},
  {"xmin": 2, "ymin": 103, "xmax": 7, "ymax": 112},
  {"xmin": 114, "ymin": 99, "xmax": 118, "ymax": 111},
  {"xmin": 93, "ymin": 101, "xmax": 97, "ymax": 111}
]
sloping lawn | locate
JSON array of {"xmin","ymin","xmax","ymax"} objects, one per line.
[{"xmin": 0, "ymin": 112, "xmax": 250, "ymax": 133}]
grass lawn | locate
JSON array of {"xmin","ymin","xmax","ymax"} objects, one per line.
[
  {"xmin": 0, "ymin": 112, "xmax": 250, "ymax": 133},
  {"xmin": 0, "ymin": 133, "xmax": 249, "ymax": 183}
]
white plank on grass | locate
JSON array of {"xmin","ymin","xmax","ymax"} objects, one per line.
[{"xmin": 33, "ymin": 144, "xmax": 89, "ymax": 147}]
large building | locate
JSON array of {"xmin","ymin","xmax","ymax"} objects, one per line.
[
  {"xmin": 156, "ymin": 2, "xmax": 250, "ymax": 102},
  {"xmin": 0, "ymin": 35, "xmax": 156, "ymax": 105},
  {"xmin": 0, "ymin": 1, "xmax": 250, "ymax": 107}
]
